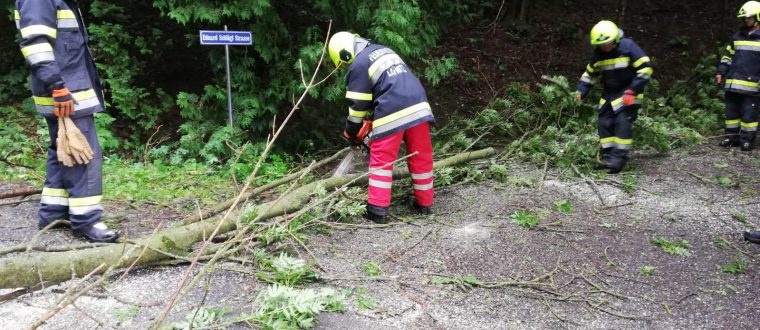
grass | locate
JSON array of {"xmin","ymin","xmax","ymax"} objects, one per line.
[
  {"xmin": 637, "ymin": 265, "xmax": 655, "ymax": 276},
  {"xmin": 650, "ymin": 238, "xmax": 691, "ymax": 256},
  {"xmin": 510, "ymin": 209, "xmax": 540, "ymax": 228},
  {"xmin": 719, "ymin": 256, "xmax": 748, "ymax": 275},
  {"xmin": 103, "ymin": 158, "xmax": 235, "ymax": 206},
  {"xmin": 361, "ymin": 262, "xmax": 382, "ymax": 276}
]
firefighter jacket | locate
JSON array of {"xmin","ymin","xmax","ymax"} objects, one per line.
[
  {"xmin": 15, "ymin": 0, "xmax": 104, "ymax": 118},
  {"xmin": 577, "ymin": 37, "xmax": 653, "ymax": 112},
  {"xmin": 717, "ymin": 27, "xmax": 760, "ymax": 95},
  {"xmin": 344, "ymin": 43, "xmax": 435, "ymax": 141}
]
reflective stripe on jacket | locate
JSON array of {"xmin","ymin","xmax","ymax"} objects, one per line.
[
  {"xmin": 345, "ymin": 43, "xmax": 434, "ymax": 141},
  {"xmin": 718, "ymin": 28, "xmax": 760, "ymax": 95},
  {"xmin": 15, "ymin": 0, "xmax": 104, "ymax": 118},
  {"xmin": 576, "ymin": 38, "xmax": 652, "ymax": 107}
]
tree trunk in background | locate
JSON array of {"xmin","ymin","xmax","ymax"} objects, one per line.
[
  {"xmin": 619, "ymin": 0, "xmax": 628, "ymax": 26},
  {"xmin": 518, "ymin": 0, "xmax": 528, "ymax": 23}
]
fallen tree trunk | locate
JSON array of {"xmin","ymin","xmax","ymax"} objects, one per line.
[
  {"xmin": 0, "ymin": 148, "xmax": 495, "ymax": 289},
  {"xmin": 177, "ymin": 147, "xmax": 349, "ymax": 226},
  {"xmin": 0, "ymin": 187, "xmax": 42, "ymax": 200}
]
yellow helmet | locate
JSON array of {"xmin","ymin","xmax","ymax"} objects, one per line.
[
  {"xmin": 589, "ymin": 20, "xmax": 620, "ymax": 46},
  {"xmin": 328, "ymin": 31, "xmax": 358, "ymax": 68},
  {"xmin": 738, "ymin": 1, "xmax": 760, "ymax": 20}
]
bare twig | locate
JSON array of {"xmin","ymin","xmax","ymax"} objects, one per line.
[{"xmin": 30, "ymin": 263, "xmax": 107, "ymax": 329}]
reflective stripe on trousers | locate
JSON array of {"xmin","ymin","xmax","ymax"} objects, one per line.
[
  {"xmin": 40, "ymin": 115, "xmax": 104, "ymax": 230},
  {"xmin": 368, "ymin": 122, "xmax": 434, "ymax": 207}
]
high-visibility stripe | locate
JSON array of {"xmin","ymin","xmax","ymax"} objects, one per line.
[
  {"xmin": 21, "ymin": 43, "xmax": 53, "ymax": 57},
  {"xmin": 57, "ymin": 18, "xmax": 78, "ymax": 29},
  {"xmin": 373, "ymin": 102, "xmax": 429, "ymax": 127},
  {"xmin": 741, "ymin": 121, "xmax": 758, "ymax": 131},
  {"xmin": 411, "ymin": 171, "xmax": 434, "ymax": 180},
  {"xmin": 347, "ymin": 116, "xmax": 363, "ymax": 123},
  {"xmin": 70, "ymin": 204, "xmax": 104, "ymax": 215},
  {"xmin": 632, "ymin": 56, "xmax": 651, "ymax": 68},
  {"xmin": 69, "ymin": 195, "xmax": 102, "ymax": 207},
  {"xmin": 14, "ymin": 10, "xmax": 20, "ymax": 20},
  {"xmin": 27, "ymin": 52, "xmax": 55, "ymax": 66},
  {"xmin": 349, "ymin": 109, "xmax": 368, "ymax": 118},
  {"xmin": 727, "ymin": 44, "xmax": 735, "ymax": 54},
  {"xmin": 368, "ymin": 179, "xmax": 392, "ymax": 189},
  {"xmin": 34, "ymin": 89, "xmax": 102, "ymax": 115},
  {"xmin": 734, "ymin": 40, "xmax": 760, "ymax": 49},
  {"xmin": 346, "ymin": 91, "xmax": 372, "ymax": 101},
  {"xmin": 42, "ymin": 187, "xmax": 69, "ymax": 197},
  {"xmin": 611, "ymin": 94, "xmax": 645, "ymax": 111},
  {"xmin": 600, "ymin": 137, "xmax": 633, "ymax": 149},
  {"xmin": 586, "ymin": 64, "xmax": 595, "ymax": 73},
  {"xmin": 40, "ymin": 196, "xmax": 69, "ymax": 206},
  {"xmin": 594, "ymin": 57, "xmax": 630, "ymax": 71},
  {"xmin": 725, "ymin": 79, "xmax": 759, "ymax": 93},
  {"xmin": 368, "ymin": 54, "xmax": 405, "ymax": 86},
  {"xmin": 413, "ymin": 182, "xmax": 434, "ymax": 191},
  {"xmin": 721, "ymin": 56, "xmax": 733, "ymax": 64},
  {"xmin": 600, "ymin": 137, "xmax": 615, "ymax": 148},
  {"xmin": 369, "ymin": 167, "xmax": 393, "ymax": 177},
  {"xmin": 616, "ymin": 138, "xmax": 633, "ymax": 145},
  {"xmin": 57, "ymin": 10, "xmax": 76, "ymax": 19},
  {"xmin": 637, "ymin": 67, "xmax": 653, "ymax": 76},
  {"xmin": 580, "ymin": 72, "xmax": 593, "ymax": 84},
  {"xmin": 371, "ymin": 102, "xmax": 432, "ymax": 136},
  {"xmin": 20, "ymin": 25, "xmax": 57, "ymax": 39},
  {"xmin": 725, "ymin": 119, "xmax": 741, "ymax": 128}
]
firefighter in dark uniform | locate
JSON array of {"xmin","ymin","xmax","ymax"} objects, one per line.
[
  {"xmin": 716, "ymin": 1, "xmax": 760, "ymax": 151},
  {"xmin": 328, "ymin": 31, "xmax": 435, "ymax": 223},
  {"xmin": 576, "ymin": 20, "xmax": 653, "ymax": 174},
  {"xmin": 15, "ymin": 0, "xmax": 118, "ymax": 242}
]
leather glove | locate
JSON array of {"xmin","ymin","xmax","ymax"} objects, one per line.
[
  {"xmin": 56, "ymin": 117, "xmax": 75, "ymax": 167},
  {"xmin": 622, "ymin": 89, "xmax": 637, "ymax": 106},
  {"xmin": 344, "ymin": 120, "xmax": 363, "ymax": 146},
  {"xmin": 62, "ymin": 117, "xmax": 94, "ymax": 165},
  {"xmin": 51, "ymin": 83, "xmax": 75, "ymax": 117}
]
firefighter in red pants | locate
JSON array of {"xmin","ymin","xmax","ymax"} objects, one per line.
[{"xmin": 328, "ymin": 31, "xmax": 435, "ymax": 223}]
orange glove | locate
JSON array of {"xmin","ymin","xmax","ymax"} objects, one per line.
[
  {"xmin": 52, "ymin": 85, "xmax": 75, "ymax": 117},
  {"xmin": 622, "ymin": 89, "xmax": 636, "ymax": 106}
]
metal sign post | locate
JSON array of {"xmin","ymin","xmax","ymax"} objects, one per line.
[{"xmin": 199, "ymin": 27, "xmax": 253, "ymax": 127}]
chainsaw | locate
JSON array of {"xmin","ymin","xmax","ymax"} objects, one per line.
[{"xmin": 332, "ymin": 120, "xmax": 371, "ymax": 178}]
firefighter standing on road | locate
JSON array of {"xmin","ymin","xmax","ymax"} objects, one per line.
[
  {"xmin": 576, "ymin": 20, "xmax": 653, "ymax": 174},
  {"xmin": 328, "ymin": 31, "xmax": 435, "ymax": 224},
  {"xmin": 716, "ymin": 1, "xmax": 760, "ymax": 151},
  {"xmin": 15, "ymin": 0, "xmax": 118, "ymax": 242}
]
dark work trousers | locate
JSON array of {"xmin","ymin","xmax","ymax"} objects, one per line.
[
  {"xmin": 40, "ymin": 115, "xmax": 103, "ymax": 231},
  {"xmin": 724, "ymin": 92, "xmax": 759, "ymax": 145},
  {"xmin": 598, "ymin": 104, "xmax": 639, "ymax": 171}
]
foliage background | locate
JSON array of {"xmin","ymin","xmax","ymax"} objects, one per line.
[{"xmin": 0, "ymin": 0, "xmax": 733, "ymax": 185}]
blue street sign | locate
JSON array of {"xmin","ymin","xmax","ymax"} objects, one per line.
[{"xmin": 199, "ymin": 30, "xmax": 253, "ymax": 46}]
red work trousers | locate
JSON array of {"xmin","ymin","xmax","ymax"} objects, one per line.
[{"xmin": 367, "ymin": 122, "xmax": 434, "ymax": 208}]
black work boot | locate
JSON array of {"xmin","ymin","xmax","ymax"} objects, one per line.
[
  {"xmin": 719, "ymin": 138, "xmax": 739, "ymax": 148},
  {"xmin": 37, "ymin": 219, "xmax": 70, "ymax": 230},
  {"xmin": 364, "ymin": 204, "xmax": 389, "ymax": 224},
  {"xmin": 606, "ymin": 159, "xmax": 625, "ymax": 174},
  {"xmin": 593, "ymin": 161, "xmax": 609, "ymax": 171},
  {"xmin": 73, "ymin": 222, "xmax": 120, "ymax": 243},
  {"xmin": 743, "ymin": 230, "xmax": 760, "ymax": 244},
  {"xmin": 411, "ymin": 201, "xmax": 432, "ymax": 215},
  {"xmin": 740, "ymin": 142, "xmax": 754, "ymax": 151}
]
